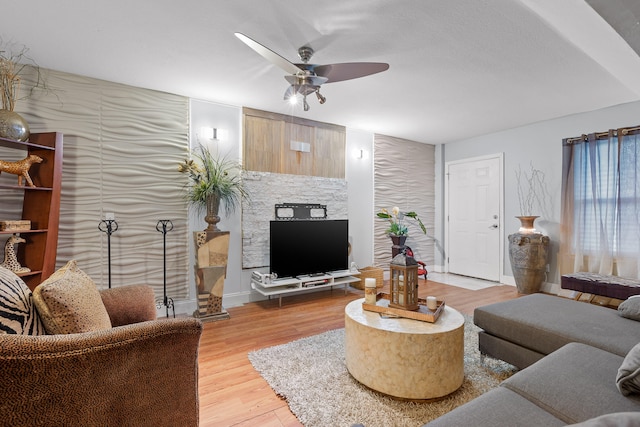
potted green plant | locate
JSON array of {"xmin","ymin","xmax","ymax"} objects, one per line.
[
  {"xmin": 376, "ymin": 206, "xmax": 426, "ymax": 257},
  {"xmin": 178, "ymin": 143, "xmax": 248, "ymax": 232}
]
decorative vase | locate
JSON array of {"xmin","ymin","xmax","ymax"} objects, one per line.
[
  {"xmin": 0, "ymin": 110, "xmax": 30, "ymax": 142},
  {"xmin": 516, "ymin": 215, "xmax": 539, "ymax": 233},
  {"xmin": 508, "ymin": 216, "xmax": 550, "ymax": 294},
  {"xmin": 193, "ymin": 230, "xmax": 230, "ymax": 321},
  {"xmin": 390, "ymin": 235, "xmax": 407, "ymax": 258},
  {"xmin": 204, "ymin": 194, "xmax": 221, "ymax": 232}
]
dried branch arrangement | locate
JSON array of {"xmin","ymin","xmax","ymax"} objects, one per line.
[
  {"xmin": 515, "ymin": 163, "xmax": 547, "ymax": 216},
  {"xmin": 0, "ymin": 40, "xmax": 46, "ymax": 111}
]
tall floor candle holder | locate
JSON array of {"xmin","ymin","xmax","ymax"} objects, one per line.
[
  {"xmin": 98, "ymin": 219, "xmax": 118, "ymax": 288},
  {"xmin": 156, "ymin": 220, "xmax": 175, "ymax": 318}
]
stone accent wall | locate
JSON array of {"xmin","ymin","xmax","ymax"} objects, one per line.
[{"xmin": 241, "ymin": 171, "xmax": 348, "ymax": 269}]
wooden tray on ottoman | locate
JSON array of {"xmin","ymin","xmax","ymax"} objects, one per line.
[{"xmin": 362, "ymin": 293, "xmax": 445, "ymax": 323}]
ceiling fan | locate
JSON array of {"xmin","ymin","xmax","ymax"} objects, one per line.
[{"xmin": 235, "ymin": 32, "xmax": 389, "ymax": 111}]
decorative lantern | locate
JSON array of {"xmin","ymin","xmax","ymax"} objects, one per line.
[{"xmin": 389, "ymin": 252, "xmax": 419, "ymax": 311}]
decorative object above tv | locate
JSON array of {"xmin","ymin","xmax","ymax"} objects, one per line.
[
  {"xmin": 270, "ymin": 219, "xmax": 348, "ymax": 278},
  {"xmin": 274, "ymin": 203, "xmax": 326, "ymax": 220}
]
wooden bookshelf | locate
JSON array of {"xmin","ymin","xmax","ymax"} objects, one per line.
[{"xmin": 0, "ymin": 132, "xmax": 63, "ymax": 289}]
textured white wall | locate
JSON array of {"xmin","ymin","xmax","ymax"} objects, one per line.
[
  {"xmin": 14, "ymin": 68, "xmax": 190, "ymax": 302},
  {"xmin": 373, "ymin": 135, "xmax": 436, "ymax": 270}
]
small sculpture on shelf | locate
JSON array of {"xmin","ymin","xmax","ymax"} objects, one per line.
[
  {"xmin": 0, "ymin": 154, "xmax": 43, "ymax": 187},
  {"xmin": 1, "ymin": 234, "xmax": 30, "ymax": 273}
]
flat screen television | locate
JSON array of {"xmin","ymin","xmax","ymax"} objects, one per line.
[{"xmin": 270, "ymin": 219, "xmax": 349, "ymax": 278}]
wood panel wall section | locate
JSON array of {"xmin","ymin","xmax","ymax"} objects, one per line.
[{"xmin": 242, "ymin": 107, "xmax": 346, "ymax": 178}]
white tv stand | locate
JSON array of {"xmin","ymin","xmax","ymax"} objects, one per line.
[{"xmin": 250, "ymin": 269, "xmax": 361, "ymax": 307}]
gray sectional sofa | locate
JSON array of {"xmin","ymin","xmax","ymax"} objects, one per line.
[{"xmin": 425, "ymin": 293, "xmax": 640, "ymax": 426}]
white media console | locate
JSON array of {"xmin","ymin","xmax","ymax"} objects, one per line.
[{"xmin": 250, "ymin": 269, "xmax": 361, "ymax": 307}]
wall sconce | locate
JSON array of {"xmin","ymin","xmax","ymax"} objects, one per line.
[
  {"xmin": 201, "ymin": 127, "xmax": 225, "ymax": 141},
  {"xmin": 353, "ymin": 149, "xmax": 367, "ymax": 159}
]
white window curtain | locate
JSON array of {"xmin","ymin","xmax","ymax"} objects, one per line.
[{"xmin": 560, "ymin": 126, "xmax": 640, "ymax": 278}]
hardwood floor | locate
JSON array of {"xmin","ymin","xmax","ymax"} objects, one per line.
[{"xmin": 197, "ymin": 280, "xmax": 520, "ymax": 427}]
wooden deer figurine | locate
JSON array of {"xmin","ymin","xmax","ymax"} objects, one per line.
[
  {"xmin": 1, "ymin": 234, "xmax": 31, "ymax": 273},
  {"xmin": 0, "ymin": 154, "xmax": 43, "ymax": 187}
]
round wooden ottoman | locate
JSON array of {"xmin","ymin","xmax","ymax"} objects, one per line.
[{"xmin": 345, "ymin": 298, "xmax": 465, "ymax": 400}]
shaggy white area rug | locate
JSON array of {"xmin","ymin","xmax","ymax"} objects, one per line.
[{"xmin": 248, "ymin": 316, "xmax": 517, "ymax": 427}]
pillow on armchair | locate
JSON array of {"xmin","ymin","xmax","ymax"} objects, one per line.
[
  {"xmin": 33, "ymin": 260, "xmax": 112, "ymax": 334},
  {"xmin": 0, "ymin": 266, "xmax": 45, "ymax": 335}
]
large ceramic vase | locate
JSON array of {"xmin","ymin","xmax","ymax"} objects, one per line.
[
  {"xmin": 390, "ymin": 235, "xmax": 408, "ymax": 258},
  {"xmin": 204, "ymin": 194, "xmax": 221, "ymax": 232},
  {"xmin": 508, "ymin": 216, "xmax": 550, "ymax": 294},
  {"xmin": 0, "ymin": 110, "xmax": 30, "ymax": 142},
  {"xmin": 193, "ymin": 230, "xmax": 230, "ymax": 321}
]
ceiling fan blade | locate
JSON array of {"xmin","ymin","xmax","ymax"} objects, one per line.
[
  {"xmin": 284, "ymin": 74, "xmax": 328, "ymax": 86},
  {"xmin": 313, "ymin": 62, "xmax": 389, "ymax": 83},
  {"xmin": 234, "ymin": 32, "xmax": 302, "ymax": 75}
]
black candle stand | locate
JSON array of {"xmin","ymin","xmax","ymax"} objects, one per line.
[
  {"xmin": 156, "ymin": 219, "xmax": 175, "ymax": 318},
  {"xmin": 98, "ymin": 219, "xmax": 118, "ymax": 289}
]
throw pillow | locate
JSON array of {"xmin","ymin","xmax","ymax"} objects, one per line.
[
  {"xmin": 618, "ymin": 295, "xmax": 640, "ymax": 321},
  {"xmin": 33, "ymin": 260, "xmax": 111, "ymax": 334},
  {"xmin": 616, "ymin": 342, "xmax": 640, "ymax": 396},
  {"xmin": 0, "ymin": 266, "xmax": 45, "ymax": 335}
]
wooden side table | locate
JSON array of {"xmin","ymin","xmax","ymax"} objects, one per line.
[{"xmin": 345, "ymin": 298, "xmax": 465, "ymax": 400}]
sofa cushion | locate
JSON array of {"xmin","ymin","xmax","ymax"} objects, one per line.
[
  {"xmin": 617, "ymin": 342, "xmax": 640, "ymax": 396},
  {"xmin": 619, "ymin": 295, "xmax": 640, "ymax": 321},
  {"xmin": 33, "ymin": 260, "xmax": 111, "ymax": 334},
  {"xmin": 568, "ymin": 412, "xmax": 640, "ymax": 426},
  {"xmin": 424, "ymin": 386, "xmax": 566, "ymax": 427},
  {"xmin": 0, "ymin": 266, "xmax": 44, "ymax": 335},
  {"xmin": 474, "ymin": 293, "xmax": 640, "ymax": 358},
  {"xmin": 502, "ymin": 343, "xmax": 640, "ymax": 424}
]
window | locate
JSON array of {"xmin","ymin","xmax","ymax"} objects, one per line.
[{"xmin": 561, "ymin": 128, "xmax": 640, "ymax": 278}]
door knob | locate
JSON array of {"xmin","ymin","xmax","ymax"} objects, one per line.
[{"xmin": 488, "ymin": 224, "xmax": 498, "ymax": 229}]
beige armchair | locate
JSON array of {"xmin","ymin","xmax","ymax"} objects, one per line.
[{"xmin": 0, "ymin": 284, "xmax": 202, "ymax": 427}]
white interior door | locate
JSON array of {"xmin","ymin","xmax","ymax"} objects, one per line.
[{"xmin": 446, "ymin": 155, "xmax": 502, "ymax": 281}]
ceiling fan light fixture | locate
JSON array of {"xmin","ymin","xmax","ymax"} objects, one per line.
[
  {"xmin": 235, "ymin": 32, "xmax": 389, "ymax": 111},
  {"xmin": 284, "ymin": 85, "xmax": 297, "ymax": 101}
]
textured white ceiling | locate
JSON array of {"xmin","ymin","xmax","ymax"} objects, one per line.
[{"xmin": 2, "ymin": 0, "xmax": 640, "ymax": 144}]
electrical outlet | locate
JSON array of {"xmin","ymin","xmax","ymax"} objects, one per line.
[
  {"xmin": 546, "ymin": 264, "xmax": 550, "ymax": 273},
  {"xmin": 105, "ymin": 212, "xmax": 115, "ymax": 220}
]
